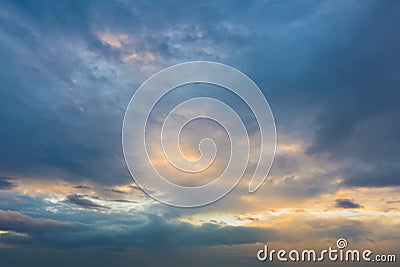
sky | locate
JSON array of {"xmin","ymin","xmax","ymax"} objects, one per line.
[{"xmin": 0, "ymin": 0, "xmax": 399, "ymax": 266}]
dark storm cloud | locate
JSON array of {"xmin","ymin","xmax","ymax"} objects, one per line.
[
  {"xmin": 229, "ymin": 0, "xmax": 400, "ymax": 188},
  {"xmin": 298, "ymin": 1, "xmax": 400, "ymax": 187},
  {"xmin": 335, "ymin": 199, "xmax": 362, "ymax": 209}
]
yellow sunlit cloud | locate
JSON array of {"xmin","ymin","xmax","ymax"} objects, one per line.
[
  {"xmin": 97, "ymin": 32, "xmax": 128, "ymax": 48},
  {"xmin": 122, "ymin": 51, "xmax": 156, "ymax": 63},
  {"xmin": 279, "ymin": 143, "xmax": 301, "ymax": 153}
]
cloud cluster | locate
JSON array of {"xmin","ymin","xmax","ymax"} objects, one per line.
[{"xmin": 0, "ymin": 1, "xmax": 399, "ymax": 266}]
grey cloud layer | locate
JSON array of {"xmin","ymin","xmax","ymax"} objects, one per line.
[
  {"xmin": 0, "ymin": 208, "xmax": 271, "ymax": 249},
  {"xmin": 1, "ymin": 0, "xmax": 399, "ymax": 189}
]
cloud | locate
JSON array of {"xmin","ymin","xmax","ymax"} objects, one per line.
[
  {"xmin": 0, "ymin": 177, "xmax": 17, "ymax": 190},
  {"xmin": 335, "ymin": 199, "xmax": 362, "ymax": 209},
  {"xmin": 0, "ymin": 207, "xmax": 273, "ymax": 250},
  {"xmin": 297, "ymin": 2, "xmax": 400, "ymax": 187},
  {"xmin": 0, "ymin": 210, "xmax": 80, "ymax": 234},
  {"xmin": 0, "ymin": 2, "xmax": 399, "ymax": 266},
  {"xmin": 74, "ymin": 185, "xmax": 91, "ymax": 189},
  {"xmin": 225, "ymin": 0, "xmax": 400, "ymax": 188},
  {"xmin": 104, "ymin": 189, "xmax": 130, "ymax": 194},
  {"xmin": 65, "ymin": 194, "xmax": 110, "ymax": 210},
  {"xmin": 0, "ymin": 0, "xmax": 248, "ymax": 186}
]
